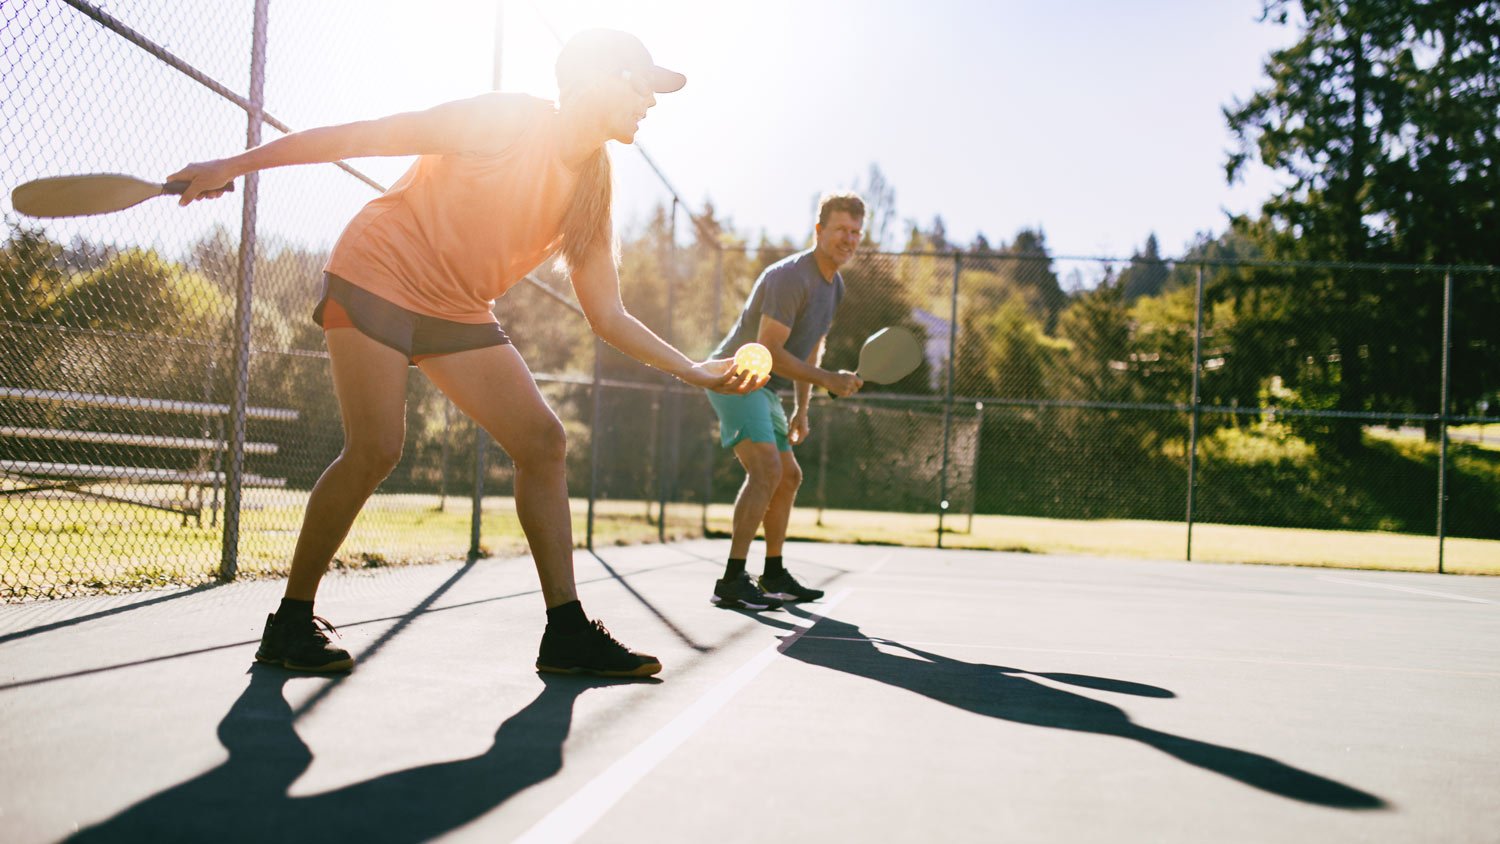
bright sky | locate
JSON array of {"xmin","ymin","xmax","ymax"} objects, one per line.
[
  {"xmin": 496, "ymin": 0, "xmax": 1298, "ymax": 256},
  {"xmin": 3, "ymin": 0, "xmax": 1297, "ymax": 260}
]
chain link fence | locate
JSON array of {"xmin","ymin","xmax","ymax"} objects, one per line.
[
  {"xmin": 773, "ymin": 249, "xmax": 1498, "ymax": 573},
  {"xmin": 4, "ymin": 1, "xmax": 1498, "ymax": 600}
]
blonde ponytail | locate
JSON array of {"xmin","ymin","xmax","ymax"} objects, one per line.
[{"xmin": 557, "ymin": 146, "xmax": 615, "ymax": 274}]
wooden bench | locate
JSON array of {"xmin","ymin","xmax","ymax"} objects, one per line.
[{"xmin": 0, "ymin": 387, "xmax": 297, "ymax": 526}]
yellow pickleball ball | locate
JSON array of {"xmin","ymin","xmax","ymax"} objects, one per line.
[{"xmin": 733, "ymin": 342, "xmax": 773, "ymax": 379}]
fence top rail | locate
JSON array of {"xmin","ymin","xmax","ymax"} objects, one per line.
[
  {"xmin": 953, "ymin": 395, "xmax": 1495, "ymax": 425},
  {"xmin": 715, "ymin": 245, "xmax": 1500, "ymax": 274},
  {"xmin": 0, "ymin": 387, "xmax": 298, "ymax": 422},
  {"xmin": 532, "ymin": 373, "xmax": 955, "ymax": 406}
]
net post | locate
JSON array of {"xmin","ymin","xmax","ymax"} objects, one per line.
[
  {"xmin": 937, "ymin": 252, "xmax": 960, "ymax": 548},
  {"xmin": 968, "ymin": 401, "xmax": 984, "ymax": 533}
]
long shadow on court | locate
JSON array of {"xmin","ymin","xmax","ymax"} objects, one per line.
[
  {"xmin": 67, "ymin": 666, "xmax": 652, "ymax": 842},
  {"xmin": 0, "ymin": 583, "xmax": 223, "ymax": 646},
  {"xmin": 760, "ymin": 611, "xmax": 1386, "ymax": 810}
]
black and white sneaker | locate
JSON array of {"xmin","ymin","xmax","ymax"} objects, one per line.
[
  {"xmin": 711, "ymin": 572, "xmax": 784, "ymax": 610},
  {"xmin": 536, "ymin": 619, "xmax": 662, "ymax": 678},
  {"xmin": 758, "ymin": 569, "xmax": 825, "ymax": 602},
  {"xmin": 255, "ymin": 613, "xmax": 354, "ymax": 672}
]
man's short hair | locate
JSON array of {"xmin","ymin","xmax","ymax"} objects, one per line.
[{"xmin": 817, "ymin": 192, "xmax": 865, "ymax": 227}]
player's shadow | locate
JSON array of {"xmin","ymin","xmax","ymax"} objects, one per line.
[
  {"xmin": 760, "ymin": 612, "xmax": 1386, "ymax": 810},
  {"xmin": 68, "ymin": 665, "xmax": 652, "ymax": 842}
]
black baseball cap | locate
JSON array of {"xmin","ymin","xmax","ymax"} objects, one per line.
[{"xmin": 555, "ymin": 29, "xmax": 686, "ymax": 94}]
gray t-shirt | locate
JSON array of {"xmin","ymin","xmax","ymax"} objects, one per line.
[{"xmin": 712, "ymin": 249, "xmax": 845, "ymax": 392}]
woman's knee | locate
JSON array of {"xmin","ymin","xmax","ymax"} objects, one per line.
[
  {"xmin": 511, "ymin": 416, "xmax": 567, "ymax": 471},
  {"xmin": 341, "ymin": 436, "xmax": 404, "ymax": 482}
]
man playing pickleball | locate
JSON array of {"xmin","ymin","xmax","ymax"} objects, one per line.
[{"xmin": 703, "ymin": 192, "xmax": 865, "ymax": 609}]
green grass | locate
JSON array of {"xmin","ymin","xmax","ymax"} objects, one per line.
[
  {"xmin": 704, "ymin": 505, "xmax": 1498, "ymax": 576},
  {"xmin": 5, "ymin": 484, "xmax": 1497, "ymax": 601},
  {"xmin": 0, "ymin": 489, "xmax": 700, "ymax": 600},
  {"xmin": 1369, "ymin": 424, "xmax": 1500, "ymax": 453}
]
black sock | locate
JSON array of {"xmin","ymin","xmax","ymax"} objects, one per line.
[
  {"xmin": 546, "ymin": 600, "xmax": 589, "ymax": 633},
  {"xmin": 277, "ymin": 598, "xmax": 313, "ymax": 621},
  {"xmin": 764, "ymin": 556, "xmax": 785, "ymax": 576},
  {"xmin": 723, "ymin": 558, "xmax": 747, "ymax": 580}
]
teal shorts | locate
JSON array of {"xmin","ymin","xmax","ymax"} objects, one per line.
[{"xmin": 704, "ymin": 388, "xmax": 790, "ymax": 451}]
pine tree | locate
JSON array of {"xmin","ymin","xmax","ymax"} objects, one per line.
[
  {"xmin": 0, "ymin": 227, "xmax": 65, "ymax": 323},
  {"xmin": 1118, "ymin": 234, "xmax": 1171, "ymax": 302},
  {"xmin": 1225, "ymin": 0, "xmax": 1500, "ymax": 449},
  {"xmin": 1001, "ymin": 228, "xmax": 1068, "ymax": 334}
]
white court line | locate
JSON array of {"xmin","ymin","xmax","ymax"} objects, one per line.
[
  {"xmin": 864, "ymin": 548, "xmax": 898, "ymax": 576},
  {"xmin": 513, "ymin": 589, "xmax": 853, "ymax": 844},
  {"xmin": 856, "ymin": 586, "xmax": 1042, "ymax": 600},
  {"xmin": 1320, "ymin": 576, "xmax": 1499, "ymax": 605},
  {"xmin": 796, "ymin": 636, "xmax": 1500, "ymax": 679}
]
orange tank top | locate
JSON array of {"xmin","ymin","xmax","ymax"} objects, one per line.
[{"xmin": 325, "ymin": 97, "xmax": 578, "ymax": 324}]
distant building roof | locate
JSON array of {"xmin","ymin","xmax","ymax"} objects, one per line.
[{"xmin": 911, "ymin": 308, "xmax": 950, "ymax": 389}]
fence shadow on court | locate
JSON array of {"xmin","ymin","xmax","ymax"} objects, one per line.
[
  {"xmin": 760, "ymin": 611, "xmax": 1386, "ymax": 810},
  {"xmin": 0, "ymin": 583, "xmax": 224, "ymax": 646},
  {"xmin": 66, "ymin": 666, "xmax": 654, "ymax": 843}
]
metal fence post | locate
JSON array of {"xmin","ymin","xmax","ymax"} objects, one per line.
[
  {"xmin": 463, "ymin": 0, "xmax": 504, "ymax": 564},
  {"xmin": 702, "ymin": 246, "xmax": 723, "ymax": 534},
  {"xmin": 219, "ymin": 0, "xmax": 269, "ymax": 582},
  {"xmin": 204, "ymin": 359, "xmax": 223, "ymax": 528},
  {"xmin": 657, "ymin": 199, "xmax": 679, "ymax": 542},
  {"xmin": 937, "ymin": 252, "xmax": 960, "ymax": 548},
  {"xmin": 644, "ymin": 393, "xmax": 661, "ymax": 521},
  {"xmin": 468, "ymin": 424, "xmax": 485, "ymax": 562},
  {"xmin": 816, "ymin": 402, "xmax": 831, "ymax": 527},
  {"xmin": 1185, "ymin": 263, "xmax": 1206, "ymax": 562},
  {"xmin": 587, "ymin": 337, "xmax": 604, "ymax": 551},
  {"xmin": 1437, "ymin": 269, "xmax": 1453, "ymax": 574},
  {"xmin": 438, "ymin": 401, "xmax": 451, "ymax": 512}
]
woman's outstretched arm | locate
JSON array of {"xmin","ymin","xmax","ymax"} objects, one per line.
[
  {"xmin": 168, "ymin": 93, "xmax": 533, "ymax": 203},
  {"xmin": 569, "ymin": 242, "xmax": 764, "ymax": 395}
]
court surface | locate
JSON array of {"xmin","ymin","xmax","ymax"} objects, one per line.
[{"xmin": 3, "ymin": 540, "xmax": 1498, "ymax": 843}]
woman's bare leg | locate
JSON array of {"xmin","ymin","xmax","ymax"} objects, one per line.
[
  {"xmin": 418, "ymin": 344, "xmax": 576, "ymax": 609},
  {"xmin": 283, "ymin": 328, "xmax": 410, "ymax": 601}
]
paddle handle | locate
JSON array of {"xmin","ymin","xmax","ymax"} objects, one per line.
[
  {"xmin": 163, "ymin": 180, "xmax": 234, "ymax": 196},
  {"xmin": 826, "ymin": 370, "xmax": 860, "ymax": 399}
]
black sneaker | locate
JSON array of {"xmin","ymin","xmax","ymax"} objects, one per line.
[
  {"xmin": 711, "ymin": 572, "xmax": 784, "ymax": 610},
  {"xmin": 255, "ymin": 613, "xmax": 354, "ymax": 673},
  {"xmin": 758, "ymin": 569, "xmax": 825, "ymax": 602},
  {"xmin": 536, "ymin": 619, "xmax": 662, "ymax": 678}
]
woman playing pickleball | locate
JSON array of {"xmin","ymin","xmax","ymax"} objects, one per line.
[{"xmin": 170, "ymin": 30, "xmax": 763, "ymax": 678}]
